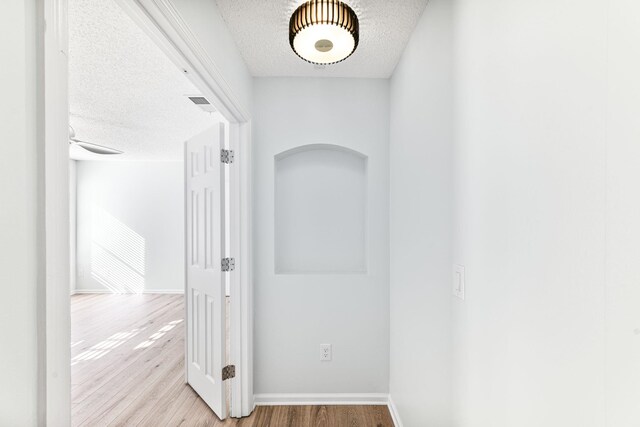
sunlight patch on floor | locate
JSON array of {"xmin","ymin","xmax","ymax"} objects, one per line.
[
  {"xmin": 134, "ymin": 319, "xmax": 183, "ymax": 349},
  {"xmin": 71, "ymin": 327, "xmax": 144, "ymax": 365}
]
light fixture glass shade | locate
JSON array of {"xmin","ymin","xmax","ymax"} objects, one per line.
[{"xmin": 289, "ymin": 0, "xmax": 359, "ymax": 65}]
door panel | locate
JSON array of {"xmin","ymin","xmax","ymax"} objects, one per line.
[{"xmin": 185, "ymin": 124, "xmax": 226, "ymax": 419}]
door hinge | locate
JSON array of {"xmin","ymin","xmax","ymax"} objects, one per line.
[
  {"xmin": 222, "ymin": 365, "xmax": 236, "ymax": 380},
  {"xmin": 220, "ymin": 149, "xmax": 234, "ymax": 164},
  {"xmin": 221, "ymin": 257, "xmax": 235, "ymax": 272}
]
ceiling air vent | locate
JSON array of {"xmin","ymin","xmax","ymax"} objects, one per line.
[
  {"xmin": 187, "ymin": 95, "xmax": 216, "ymax": 113},
  {"xmin": 188, "ymin": 96, "xmax": 209, "ymax": 105}
]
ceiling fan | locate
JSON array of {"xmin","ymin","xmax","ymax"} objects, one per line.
[{"xmin": 69, "ymin": 126, "xmax": 123, "ymax": 155}]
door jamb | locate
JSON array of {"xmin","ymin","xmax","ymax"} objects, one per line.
[
  {"xmin": 44, "ymin": 0, "xmax": 254, "ymax": 422},
  {"xmin": 41, "ymin": 0, "xmax": 71, "ymax": 425}
]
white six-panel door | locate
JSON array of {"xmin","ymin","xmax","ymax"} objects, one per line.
[{"xmin": 185, "ymin": 124, "xmax": 227, "ymax": 419}]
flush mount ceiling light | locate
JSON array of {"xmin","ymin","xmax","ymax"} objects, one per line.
[{"xmin": 289, "ymin": 0, "xmax": 359, "ymax": 65}]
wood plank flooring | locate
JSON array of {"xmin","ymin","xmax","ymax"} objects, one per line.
[{"xmin": 71, "ymin": 294, "xmax": 394, "ymax": 427}]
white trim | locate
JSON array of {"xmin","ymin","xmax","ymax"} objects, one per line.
[
  {"xmin": 71, "ymin": 289, "xmax": 185, "ymax": 295},
  {"xmin": 240, "ymin": 121, "xmax": 254, "ymax": 414},
  {"xmin": 43, "ymin": 0, "xmax": 71, "ymax": 425},
  {"xmin": 228, "ymin": 121, "xmax": 254, "ymax": 416},
  {"xmin": 229, "ymin": 122, "xmax": 242, "ymax": 417},
  {"xmin": 254, "ymin": 393, "xmax": 390, "ymax": 406},
  {"xmin": 387, "ymin": 395, "xmax": 404, "ymax": 427},
  {"xmin": 183, "ymin": 136, "xmax": 189, "ymax": 386}
]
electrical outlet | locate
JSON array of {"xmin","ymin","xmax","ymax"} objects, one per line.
[{"xmin": 320, "ymin": 344, "xmax": 332, "ymax": 361}]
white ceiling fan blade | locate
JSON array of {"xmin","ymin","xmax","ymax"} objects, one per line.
[{"xmin": 71, "ymin": 139, "xmax": 123, "ymax": 155}]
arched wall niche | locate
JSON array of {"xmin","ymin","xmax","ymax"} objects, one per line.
[{"xmin": 274, "ymin": 144, "xmax": 368, "ymax": 274}]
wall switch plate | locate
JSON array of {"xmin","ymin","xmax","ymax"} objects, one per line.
[
  {"xmin": 320, "ymin": 344, "xmax": 332, "ymax": 361},
  {"xmin": 453, "ymin": 264, "xmax": 465, "ymax": 300}
]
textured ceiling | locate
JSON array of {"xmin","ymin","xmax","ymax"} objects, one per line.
[
  {"xmin": 69, "ymin": 0, "xmax": 217, "ymax": 161},
  {"xmin": 215, "ymin": 0, "xmax": 429, "ymax": 78}
]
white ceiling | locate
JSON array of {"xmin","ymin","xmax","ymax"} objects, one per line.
[
  {"xmin": 215, "ymin": 0, "xmax": 429, "ymax": 78},
  {"xmin": 68, "ymin": 0, "xmax": 217, "ymax": 161}
]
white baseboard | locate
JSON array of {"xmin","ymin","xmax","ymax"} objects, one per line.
[
  {"xmin": 254, "ymin": 393, "xmax": 389, "ymax": 406},
  {"xmin": 72, "ymin": 289, "xmax": 184, "ymax": 295},
  {"xmin": 387, "ymin": 395, "xmax": 403, "ymax": 427}
]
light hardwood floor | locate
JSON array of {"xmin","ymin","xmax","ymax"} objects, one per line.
[{"xmin": 71, "ymin": 294, "xmax": 394, "ymax": 427}]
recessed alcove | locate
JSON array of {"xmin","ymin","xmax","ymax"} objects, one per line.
[{"xmin": 274, "ymin": 144, "xmax": 367, "ymax": 274}]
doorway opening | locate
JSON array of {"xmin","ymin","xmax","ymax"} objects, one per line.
[{"xmin": 66, "ymin": 0, "xmax": 240, "ymax": 424}]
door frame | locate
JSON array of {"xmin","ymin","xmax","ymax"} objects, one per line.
[{"xmin": 43, "ymin": 0, "xmax": 253, "ymax": 423}]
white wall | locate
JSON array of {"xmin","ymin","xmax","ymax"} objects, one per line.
[
  {"xmin": 76, "ymin": 161, "xmax": 185, "ymax": 293},
  {"xmin": 388, "ymin": 0, "xmax": 453, "ymax": 425},
  {"xmin": 252, "ymin": 78, "xmax": 390, "ymax": 395},
  {"xmin": 451, "ymin": 0, "xmax": 640, "ymax": 426},
  {"xmin": 604, "ymin": 2, "xmax": 640, "ymax": 424},
  {"xmin": 0, "ymin": 1, "xmax": 40, "ymax": 424}
]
